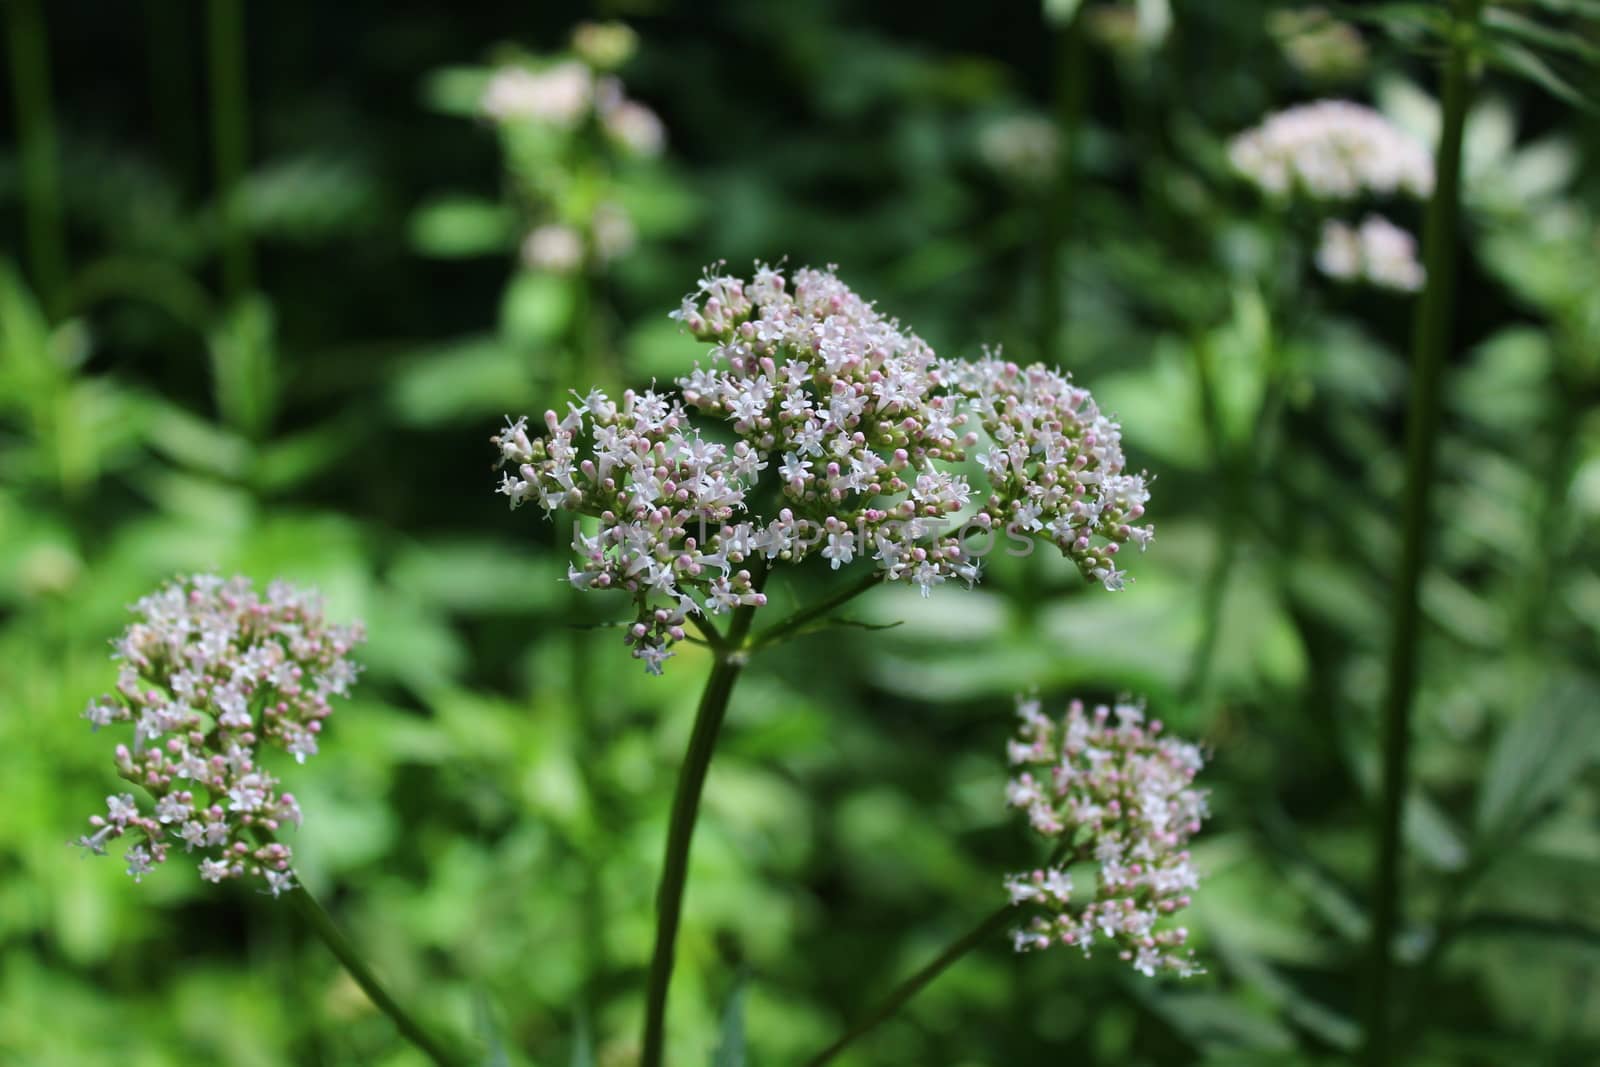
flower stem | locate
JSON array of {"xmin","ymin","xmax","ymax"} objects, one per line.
[
  {"xmin": 804, "ymin": 903, "xmax": 1014, "ymax": 1067},
  {"xmin": 1038, "ymin": 6, "xmax": 1086, "ymax": 367},
  {"xmin": 4, "ymin": 0, "xmax": 68, "ymax": 319},
  {"xmin": 1363, "ymin": 5, "xmax": 1480, "ymax": 1064},
  {"xmin": 745, "ymin": 571, "xmax": 882, "ymax": 653},
  {"xmin": 639, "ymin": 594, "xmax": 763, "ymax": 1067},
  {"xmin": 285, "ymin": 881, "xmax": 464, "ymax": 1067},
  {"xmin": 206, "ymin": 0, "xmax": 253, "ymax": 304}
]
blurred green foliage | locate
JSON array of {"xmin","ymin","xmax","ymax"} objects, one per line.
[{"xmin": 2, "ymin": 1, "xmax": 1598, "ymax": 1065}]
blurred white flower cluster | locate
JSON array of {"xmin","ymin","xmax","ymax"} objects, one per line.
[
  {"xmin": 75, "ymin": 575, "xmax": 365, "ymax": 895},
  {"xmin": 493, "ymin": 264, "xmax": 1152, "ymax": 673},
  {"xmin": 1231, "ymin": 100, "xmax": 1433, "ymax": 294},
  {"xmin": 978, "ymin": 115, "xmax": 1059, "ymax": 186},
  {"xmin": 477, "ymin": 21, "xmax": 664, "ymax": 274},
  {"xmin": 1229, "ymin": 100, "xmax": 1432, "ymax": 200},
  {"xmin": 1316, "ymin": 214, "xmax": 1425, "ymax": 292},
  {"xmin": 1004, "ymin": 696, "xmax": 1207, "ymax": 977}
]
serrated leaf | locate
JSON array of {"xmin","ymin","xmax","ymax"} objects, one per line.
[{"xmin": 1476, "ymin": 674, "xmax": 1600, "ymax": 844}]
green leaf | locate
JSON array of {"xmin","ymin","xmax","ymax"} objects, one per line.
[
  {"xmin": 1456, "ymin": 910, "xmax": 1600, "ymax": 954},
  {"xmin": 1483, "ymin": 38, "xmax": 1598, "ymax": 111},
  {"xmin": 420, "ymin": 65, "xmax": 494, "ymax": 117},
  {"xmin": 1476, "ymin": 674, "xmax": 1600, "ymax": 844},
  {"xmin": 207, "ymin": 295, "xmax": 279, "ymax": 440},
  {"xmin": 1484, "ymin": 7, "xmax": 1600, "ymax": 62},
  {"xmin": 711, "ymin": 972, "xmax": 747, "ymax": 1067},
  {"xmin": 568, "ymin": 1011, "xmax": 594, "ymax": 1067},
  {"xmin": 410, "ymin": 195, "xmax": 516, "ymax": 258},
  {"xmin": 1043, "ymin": 0, "xmax": 1083, "ymax": 26},
  {"xmin": 388, "ymin": 336, "xmax": 537, "ymax": 427},
  {"xmin": 500, "ymin": 272, "xmax": 576, "ymax": 349}
]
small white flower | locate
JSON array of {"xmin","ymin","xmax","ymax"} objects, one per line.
[
  {"xmin": 199, "ymin": 858, "xmax": 232, "ymax": 883},
  {"xmin": 262, "ymin": 869, "xmax": 296, "ymax": 897},
  {"xmin": 125, "ymin": 845, "xmax": 155, "ymax": 882}
]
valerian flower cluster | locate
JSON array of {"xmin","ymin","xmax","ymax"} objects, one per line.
[
  {"xmin": 1228, "ymin": 100, "xmax": 1433, "ymax": 201},
  {"xmin": 476, "ymin": 22, "xmax": 664, "ymax": 276},
  {"xmin": 1004, "ymin": 696, "xmax": 1207, "ymax": 978},
  {"xmin": 492, "ymin": 263, "xmax": 1153, "ymax": 673},
  {"xmin": 75, "ymin": 575, "xmax": 364, "ymax": 896},
  {"xmin": 1316, "ymin": 214, "xmax": 1426, "ymax": 292}
]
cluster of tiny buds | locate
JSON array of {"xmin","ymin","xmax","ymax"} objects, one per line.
[
  {"xmin": 492, "ymin": 263, "xmax": 1153, "ymax": 673},
  {"xmin": 1003, "ymin": 696, "xmax": 1208, "ymax": 978},
  {"xmin": 1228, "ymin": 100, "xmax": 1433, "ymax": 201},
  {"xmin": 1315, "ymin": 214, "xmax": 1425, "ymax": 292},
  {"xmin": 74, "ymin": 575, "xmax": 365, "ymax": 897}
]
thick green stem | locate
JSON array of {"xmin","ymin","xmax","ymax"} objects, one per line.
[
  {"xmin": 639, "ymin": 596, "xmax": 762, "ymax": 1067},
  {"xmin": 5, "ymin": 0, "xmax": 68, "ymax": 319},
  {"xmin": 207, "ymin": 0, "xmax": 253, "ymax": 303},
  {"xmin": 804, "ymin": 903, "xmax": 1014, "ymax": 1067},
  {"xmin": 1037, "ymin": 8, "xmax": 1086, "ymax": 368},
  {"xmin": 1363, "ymin": 5, "xmax": 1480, "ymax": 1064},
  {"xmin": 286, "ymin": 881, "xmax": 463, "ymax": 1067}
]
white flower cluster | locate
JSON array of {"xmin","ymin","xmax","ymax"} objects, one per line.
[
  {"xmin": 1228, "ymin": 100, "xmax": 1433, "ymax": 200},
  {"xmin": 1315, "ymin": 214, "xmax": 1425, "ymax": 292},
  {"xmin": 493, "ymin": 264, "xmax": 1152, "ymax": 673},
  {"xmin": 479, "ymin": 53, "xmax": 664, "ymax": 158},
  {"xmin": 75, "ymin": 575, "xmax": 365, "ymax": 896},
  {"xmin": 978, "ymin": 115, "xmax": 1059, "ymax": 186},
  {"xmin": 1004, "ymin": 696, "xmax": 1207, "ymax": 978}
]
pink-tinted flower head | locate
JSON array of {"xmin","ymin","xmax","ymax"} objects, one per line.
[
  {"xmin": 74, "ymin": 574, "xmax": 365, "ymax": 896},
  {"xmin": 1004, "ymin": 695, "xmax": 1208, "ymax": 978},
  {"xmin": 493, "ymin": 263, "xmax": 1153, "ymax": 672}
]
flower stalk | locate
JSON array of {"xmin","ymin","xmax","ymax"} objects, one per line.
[
  {"xmin": 207, "ymin": 0, "xmax": 253, "ymax": 303},
  {"xmin": 639, "ymin": 590, "xmax": 762, "ymax": 1067},
  {"xmin": 804, "ymin": 903, "xmax": 1014, "ymax": 1067},
  {"xmin": 1363, "ymin": 4, "xmax": 1481, "ymax": 1064},
  {"xmin": 286, "ymin": 880, "xmax": 464, "ymax": 1067}
]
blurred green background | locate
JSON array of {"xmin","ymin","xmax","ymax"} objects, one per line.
[{"xmin": 2, "ymin": 1, "xmax": 1598, "ymax": 1064}]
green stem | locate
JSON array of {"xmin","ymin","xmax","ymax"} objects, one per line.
[
  {"xmin": 1181, "ymin": 331, "xmax": 1234, "ymax": 703},
  {"xmin": 639, "ymin": 593, "xmax": 763, "ymax": 1067},
  {"xmin": 1037, "ymin": 7, "xmax": 1086, "ymax": 367},
  {"xmin": 285, "ymin": 881, "xmax": 463, "ymax": 1067},
  {"xmin": 144, "ymin": 0, "xmax": 198, "ymax": 193},
  {"xmin": 1363, "ymin": 5, "xmax": 1480, "ymax": 1064},
  {"xmin": 804, "ymin": 903, "xmax": 1014, "ymax": 1067},
  {"xmin": 5, "ymin": 0, "xmax": 68, "ymax": 319},
  {"xmin": 745, "ymin": 571, "xmax": 882, "ymax": 653},
  {"xmin": 207, "ymin": 0, "xmax": 253, "ymax": 303}
]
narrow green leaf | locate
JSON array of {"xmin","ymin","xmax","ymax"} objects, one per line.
[
  {"xmin": 711, "ymin": 972, "xmax": 747, "ymax": 1067},
  {"xmin": 409, "ymin": 196, "xmax": 516, "ymax": 258},
  {"xmin": 1484, "ymin": 7, "xmax": 1600, "ymax": 61},
  {"xmin": 569, "ymin": 1011, "xmax": 595, "ymax": 1067},
  {"xmin": 1483, "ymin": 38, "xmax": 1598, "ymax": 111},
  {"xmin": 1475, "ymin": 674, "xmax": 1600, "ymax": 843}
]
